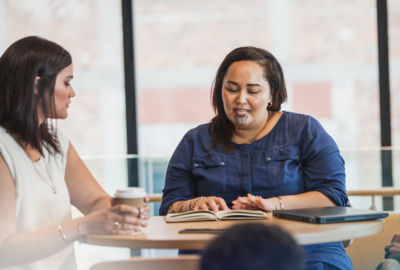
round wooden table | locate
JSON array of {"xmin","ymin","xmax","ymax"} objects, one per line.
[{"xmin": 83, "ymin": 215, "xmax": 385, "ymax": 250}]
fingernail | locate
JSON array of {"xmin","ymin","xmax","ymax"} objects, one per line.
[{"xmin": 142, "ymin": 221, "xmax": 147, "ymax": 226}]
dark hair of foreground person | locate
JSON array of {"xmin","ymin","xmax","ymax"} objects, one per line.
[{"xmin": 199, "ymin": 223, "xmax": 305, "ymax": 270}]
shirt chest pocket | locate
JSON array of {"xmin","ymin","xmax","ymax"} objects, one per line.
[
  {"xmin": 255, "ymin": 147, "xmax": 303, "ymax": 188},
  {"xmin": 192, "ymin": 155, "xmax": 227, "ymax": 195}
]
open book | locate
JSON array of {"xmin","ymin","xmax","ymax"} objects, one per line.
[{"xmin": 165, "ymin": 210, "xmax": 268, "ymax": 223}]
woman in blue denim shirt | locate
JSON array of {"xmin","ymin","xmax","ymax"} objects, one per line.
[{"xmin": 160, "ymin": 47, "xmax": 352, "ymax": 270}]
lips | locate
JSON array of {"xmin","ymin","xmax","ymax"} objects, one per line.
[{"xmin": 234, "ymin": 109, "xmax": 249, "ymax": 116}]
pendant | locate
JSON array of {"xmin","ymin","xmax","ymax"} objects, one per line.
[{"xmin": 52, "ymin": 187, "xmax": 57, "ymax": 194}]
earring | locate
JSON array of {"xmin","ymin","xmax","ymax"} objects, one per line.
[{"xmin": 267, "ymin": 101, "xmax": 273, "ymax": 108}]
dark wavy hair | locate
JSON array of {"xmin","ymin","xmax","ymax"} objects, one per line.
[
  {"xmin": 199, "ymin": 223, "xmax": 305, "ymax": 270},
  {"xmin": 0, "ymin": 36, "xmax": 72, "ymax": 156},
  {"xmin": 210, "ymin": 46, "xmax": 287, "ymax": 153}
]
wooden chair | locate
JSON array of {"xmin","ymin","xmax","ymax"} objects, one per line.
[
  {"xmin": 346, "ymin": 213, "xmax": 400, "ymax": 270},
  {"xmin": 90, "ymin": 255, "xmax": 200, "ymax": 270}
]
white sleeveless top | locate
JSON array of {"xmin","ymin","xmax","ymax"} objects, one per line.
[{"xmin": 0, "ymin": 126, "xmax": 77, "ymax": 270}]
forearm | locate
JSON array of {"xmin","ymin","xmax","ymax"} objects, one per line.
[
  {"xmin": 89, "ymin": 195, "xmax": 112, "ymax": 213},
  {"xmin": 167, "ymin": 200, "xmax": 191, "ymax": 214},
  {"xmin": 270, "ymin": 191, "xmax": 336, "ymax": 210},
  {"xmin": 0, "ymin": 218, "xmax": 80, "ymax": 268}
]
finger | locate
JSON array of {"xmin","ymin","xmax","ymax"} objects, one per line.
[
  {"xmin": 112, "ymin": 227, "xmax": 142, "ymax": 235},
  {"xmin": 118, "ymin": 215, "xmax": 148, "ymax": 227},
  {"xmin": 247, "ymin": 193, "xmax": 256, "ymax": 203},
  {"xmin": 144, "ymin": 196, "xmax": 150, "ymax": 203},
  {"xmin": 394, "ymin": 234, "xmax": 400, "ymax": 243},
  {"xmin": 232, "ymin": 196, "xmax": 245, "ymax": 203},
  {"xmin": 110, "ymin": 197, "xmax": 115, "ymax": 206},
  {"xmin": 232, "ymin": 204, "xmax": 248, "ymax": 209},
  {"xmin": 119, "ymin": 223, "xmax": 148, "ymax": 231},
  {"xmin": 139, "ymin": 213, "xmax": 151, "ymax": 220},
  {"xmin": 140, "ymin": 204, "xmax": 151, "ymax": 214},
  {"xmin": 214, "ymin": 197, "xmax": 230, "ymax": 210},
  {"xmin": 206, "ymin": 199, "xmax": 219, "ymax": 212},
  {"xmin": 200, "ymin": 203, "xmax": 209, "ymax": 211},
  {"xmin": 385, "ymin": 244, "xmax": 393, "ymax": 251},
  {"xmin": 237, "ymin": 197, "xmax": 251, "ymax": 203},
  {"xmin": 111, "ymin": 204, "xmax": 139, "ymax": 215},
  {"xmin": 257, "ymin": 196, "xmax": 264, "ymax": 205},
  {"xmin": 119, "ymin": 223, "xmax": 138, "ymax": 231}
]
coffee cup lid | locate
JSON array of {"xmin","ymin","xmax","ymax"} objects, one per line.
[{"xmin": 115, "ymin": 187, "xmax": 147, "ymax": 198}]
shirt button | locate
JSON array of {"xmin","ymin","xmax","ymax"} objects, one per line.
[
  {"xmin": 195, "ymin": 164, "xmax": 198, "ymax": 167},
  {"xmin": 221, "ymin": 162, "xmax": 225, "ymax": 165},
  {"xmin": 267, "ymin": 157, "xmax": 271, "ymax": 160},
  {"xmin": 296, "ymin": 155, "xmax": 299, "ymax": 159}
]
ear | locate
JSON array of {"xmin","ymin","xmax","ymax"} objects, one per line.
[{"xmin": 34, "ymin": 76, "xmax": 40, "ymax": 96}]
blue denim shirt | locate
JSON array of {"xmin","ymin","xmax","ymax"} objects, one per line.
[
  {"xmin": 160, "ymin": 111, "xmax": 349, "ymax": 214},
  {"xmin": 160, "ymin": 111, "xmax": 353, "ymax": 269}
]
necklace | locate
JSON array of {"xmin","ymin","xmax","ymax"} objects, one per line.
[
  {"xmin": 33, "ymin": 159, "xmax": 57, "ymax": 194},
  {"xmin": 11, "ymin": 135, "xmax": 57, "ymax": 194}
]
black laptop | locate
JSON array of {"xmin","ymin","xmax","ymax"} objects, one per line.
[{"xmin": 273, "ymin": 207, "xmax": 388, "ymax": 224}]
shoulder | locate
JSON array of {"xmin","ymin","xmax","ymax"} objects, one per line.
[
  {"xmin": 281, "ymin": 111, "xmax": 323, "ymax": 131},
  {"xmin": 0, "ymin": 126, "xmax": 16, "ymax": 178},
  {"xmin": 281, "ymin": 111, "xmax": 312, "ymax": 124},
  {"xmin": 182, "ymin": 123, "xmax": 212, "ymax": 141},
  {"xmin": 0, "ymin": 126, "xmax": 11, "ymax": 139},
  {"xmin": 278, "ymin": 112, "xmax": 334, "ymax": 150},
  {"xmin": 0, "ymin": 126, "xmax": 17, "ymax": 149}
]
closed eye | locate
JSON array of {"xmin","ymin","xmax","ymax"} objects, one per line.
[{"xmin": 226, "ymin": 88, "xmax": 238, "ymax": 92}]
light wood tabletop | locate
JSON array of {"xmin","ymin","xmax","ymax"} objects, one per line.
[{"xmin": 83, "ymin": 214, "xmax": 385, "ymax": 250}]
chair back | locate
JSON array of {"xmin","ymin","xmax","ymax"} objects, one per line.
[
  {"xmin": 90, "ymin": 255, "xmax": 200, "ymax": 270},
  {"xmin": 346, "ymin": 213, "xmax": 400, "ymax": 270}
]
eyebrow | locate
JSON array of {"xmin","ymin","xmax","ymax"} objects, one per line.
[{"xmin": 226, "ymin": 81, "xmax": 261, "ymax": 87}]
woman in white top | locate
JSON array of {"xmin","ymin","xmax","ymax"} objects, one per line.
[{"xmin": 0, "ymin": 36, "xmax": 151, "ymax": 270}]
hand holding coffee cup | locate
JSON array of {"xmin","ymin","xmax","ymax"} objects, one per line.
[
  {"xmin": 80, "ymin": 190, "xmax": 151, "ymax": 236},
  {"xmin": 114, "ymin": 187, "xmax": 150, "ymax": 218}
]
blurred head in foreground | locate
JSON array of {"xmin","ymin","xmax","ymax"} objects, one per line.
[{"xmin": 199, "ymin": 223, "xmax": 305, "ymax": 270}]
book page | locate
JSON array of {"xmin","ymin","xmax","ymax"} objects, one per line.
[
  {"xmin": 166, "ymin": 210, "xmax": 218, "ymax": 222},
  {"xmin": 215, "ymin": 210, "xmax": 268, "ymax": 218}
]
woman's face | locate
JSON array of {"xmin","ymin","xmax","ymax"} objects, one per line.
[
  {"xmin": 221, "ymin": 61, "xmax": 271, "ymax": 130},
  {"xmin": 53, "ymin": 63, "xmax": 74, "ymax": 119}
]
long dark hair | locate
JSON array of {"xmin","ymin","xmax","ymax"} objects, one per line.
[
  {"xmin": 210, "ymin": 46, "xmax": 287, "ymax": 153},
  {"xmin": 0, "ymin": 36, "xmax": 72, "ymax": 156}
]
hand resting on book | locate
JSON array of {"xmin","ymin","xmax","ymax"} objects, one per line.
[
  {"xmin": 193, "ymin": 196, "xmax": 230, "ymax": 212},
  {"xmin": 232, "ymin": 193, "xmax": 279, "ymax": 212}
]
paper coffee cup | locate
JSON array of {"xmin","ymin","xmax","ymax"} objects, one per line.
[{"xmin": 114, "ymin": 187, "xmax": 146, "ymax": 217}]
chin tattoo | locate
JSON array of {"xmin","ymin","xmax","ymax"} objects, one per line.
[{"xmin": 234, "ymin": 114, "xmax": 248, "ymax": 126}]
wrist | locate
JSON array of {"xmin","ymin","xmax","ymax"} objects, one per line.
[
  {"xmin": 80, "ymin": 216, "xmax": 89, "ymax": 236},
  {"xmin": 276, "ymin": 196, "xmax": 284, "ymax": 210},
  {"xmin": 190, "ymin": 196, "xmax": 205, "ymax": 211}
]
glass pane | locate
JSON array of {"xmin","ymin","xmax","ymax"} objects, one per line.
[
  {"xmin": 0, "ymin": 1, "xmax": 129, "ymax": 269},
  {"xmin": 0, "ymin": 0, "xmax": 127, "ymax": 157},
  {"xmin": 389, "ymin": 0, "xmax": 400, "ymax": 147},
  {"xmin": 134, "ymin": 0, "xmax": 380, "ymax": 195}
]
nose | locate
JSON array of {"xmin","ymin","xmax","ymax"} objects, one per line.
[
  {"xmin": 69, "ymin": 86, "xmax": 76, "ymax": 98},
  {"xmin": 236, "ymin": 90, "xmax": 247, "ymax": 104}
]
